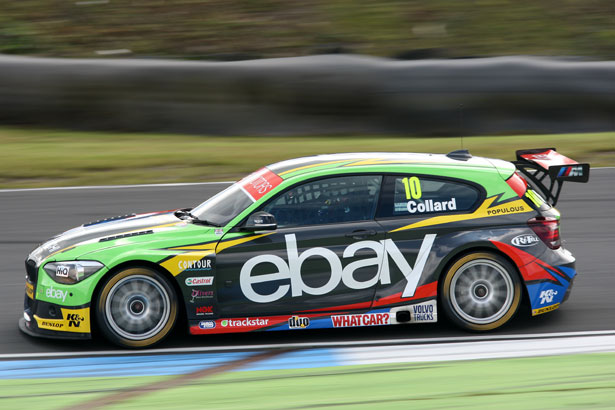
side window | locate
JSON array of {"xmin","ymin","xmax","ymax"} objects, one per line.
[
  {"xmin": 262, "ymin": 175, "xmax": 382, "ymax": 227},
  {"xmin": 377, "ymin": 175, "xmax": 480, "ymax": 218}
]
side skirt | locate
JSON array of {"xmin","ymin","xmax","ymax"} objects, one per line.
[{"xmin": 189, "ymin": 299, "xmax": 437, "ymax": 335}]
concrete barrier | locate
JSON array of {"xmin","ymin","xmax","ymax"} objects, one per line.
[{"xmin": 0, "ymin": 54, "xmax": 613, "ymax": 135}]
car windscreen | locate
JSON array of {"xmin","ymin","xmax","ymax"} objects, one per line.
[
  {"xmin": 191, "ymin": 183, "xmax": 254, "ymax": 227},
  {"xmin": 191, "ymin": 167, "xmax": 283, "ymax": 226}
]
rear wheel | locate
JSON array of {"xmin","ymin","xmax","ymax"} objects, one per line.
[
  {"xmin": 441, "ymin": 252, "xmax": 521, "ymax": 331},
  {"xmin": 96, "ymin": 267, "xmax": 178, "ymax": 348}
]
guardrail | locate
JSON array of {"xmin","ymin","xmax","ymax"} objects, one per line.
[{"xmin": 0, "ymin": 54, "xmax": 613, "ymax": 135}]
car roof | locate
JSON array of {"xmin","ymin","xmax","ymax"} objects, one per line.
[{"xmin": 267, "ymin": 152, "xmax": 514, "ymax": 179}]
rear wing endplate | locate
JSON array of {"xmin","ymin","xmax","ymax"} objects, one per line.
[{"xmin": 513, "ymin": 148, "xmax": 590, "ymax": 206}]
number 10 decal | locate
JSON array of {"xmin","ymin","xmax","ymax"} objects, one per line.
[{"xmin": 402, "ymin": 177, "xmax": 422, "ymax": 200}]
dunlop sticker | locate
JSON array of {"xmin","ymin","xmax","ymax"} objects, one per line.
[
  {"xmin": 532, "ymin": 303, "xmax": 560, "ymax": 316},
  {"xmin": 34, "ymin": 307, "xmax": 90, "ymax": 333}
]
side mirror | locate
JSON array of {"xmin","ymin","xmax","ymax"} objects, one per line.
[{"xmin": 242, "ymin": 211, "xmax": 277, "ymax": 231}]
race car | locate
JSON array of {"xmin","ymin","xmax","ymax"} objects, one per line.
[{"xmin": 19, "ymin": 148, "xmax": 589, "ymax": 348}]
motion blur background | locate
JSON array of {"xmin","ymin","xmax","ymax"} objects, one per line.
[
  {"xmin": 0, "ymin": 0, "xmax": 614, "ymax": 188},
  {"xmin": 2, "ymin": 0, "xmax": 614, "ymax": 59}
]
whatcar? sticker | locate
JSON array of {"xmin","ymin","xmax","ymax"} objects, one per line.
[
  {"xmin": 240, "ymin": 234, "xmax": 436, "ymax": 303},
  {"xmin": 332, "ymin": 313, "xmax": 390, "ymax": 328}
]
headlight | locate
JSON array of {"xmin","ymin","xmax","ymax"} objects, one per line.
[{"xmin": 43, "ymin": 261, "xmax": 104, "ymax": 284}]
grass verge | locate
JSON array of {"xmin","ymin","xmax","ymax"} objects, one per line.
[
  {"xmin": 0, "ymin": 353, "xmax": 613, "ymax": 409},
  {"xmin": 0, "ymin": 127, "xmax": 613, "ymax": 189}
]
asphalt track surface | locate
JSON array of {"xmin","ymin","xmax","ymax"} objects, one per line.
[{"xmin": 1, "ymin": 169, "xmax": 613, "ymax": 355}]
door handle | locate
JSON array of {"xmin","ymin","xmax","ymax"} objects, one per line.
[{"xmin": 345, "ymin": 230, "xmax": 378, "ymax": 240}]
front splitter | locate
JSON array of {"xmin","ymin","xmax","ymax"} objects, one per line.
[{"xmin": 18, "ymin": 317, "xmax": 90, "ymax": 340}]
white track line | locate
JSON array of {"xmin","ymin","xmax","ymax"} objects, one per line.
[
  {"xmin": 0, "ymin": 167, "xmax": 612, "ymax": 193},
  {"xmin": 0, "ymin": 181, "xmax": 234, "ymax": 193},
  {"xmin": 339, "ymin": 334, "xmax": 615, "ymax": 364},
  {"xmin": 1, "ymin": 330, "xmax": 613, "ymax": 360}
]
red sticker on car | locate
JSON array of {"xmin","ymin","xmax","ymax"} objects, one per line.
[
  {"xmin": 239, "ymin": 168, "xmax": 283, "ymax": 202},
  {"xmin": 520, "ymin": 149, "xmax": 577, "ymax": 170}
]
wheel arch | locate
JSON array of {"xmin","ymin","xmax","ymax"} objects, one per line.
[
  {"xmin": 434, "ymin": 243, "xmax": 529, "ymax": 309},
  {"xmin": 90, "ymin": 259, "xmax": 186, "ymax": 339}
]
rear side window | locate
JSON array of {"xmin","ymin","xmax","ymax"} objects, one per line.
[{"xmin": 377, "ymin": 175, "xmax": 480, "ymax": 218}]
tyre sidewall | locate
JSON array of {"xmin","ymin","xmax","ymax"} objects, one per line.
[
  {"xmin": 96, "ymin": 267, "xmax": 178, "ymax": 348},
  {"xmin": 441, "ymin": 252, "xmax": 522, "ymax": 331}
]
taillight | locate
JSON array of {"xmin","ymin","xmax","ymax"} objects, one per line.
[{"xmin": 528, "ymin": 216, "xmax": 561, "ymax": 249}]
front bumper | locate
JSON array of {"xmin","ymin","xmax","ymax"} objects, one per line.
[
  {"xmin": 19, "ymin": 317, "xmax": 89, "ymax": 340},
  {"xmin": 20, "ymin": 281, "xmax": 91, "ymax": 340}
]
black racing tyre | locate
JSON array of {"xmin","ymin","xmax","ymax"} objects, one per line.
[
  {"xmin": 95, "ymin": 267, "xmax": 178, "ymax": 348},
  {"xmin": 440, "ymin": 252, "xmax": 521, "ymax": 331}
]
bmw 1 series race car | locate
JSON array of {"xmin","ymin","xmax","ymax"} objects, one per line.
[{"xmin": 19, "ymin": 148, "xmax": 589, "ymax": 348}]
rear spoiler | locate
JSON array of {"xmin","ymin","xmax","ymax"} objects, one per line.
[{"xmin": 513, "ymin": 148, "xmax": 590, "ymax": 206}]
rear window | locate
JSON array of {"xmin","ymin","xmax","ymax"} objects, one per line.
[{"xmin": 377, "ymin": 175, "xmax": 480, "ymax": 218}]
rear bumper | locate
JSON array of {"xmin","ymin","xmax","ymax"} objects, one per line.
[
  {"xmin": 561, "ymin": 274, "xmax": 575, "ymax": 304},
  {"xmin": 526, "ymin": 248, "xmax": 577, "ymax": 316},
  {"xmin": 492, "ymin": 241, "xmax": 577, "ymax": 316}
]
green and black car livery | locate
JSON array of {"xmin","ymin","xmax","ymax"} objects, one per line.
[{"xmin": 20, "ymin": 149, "xmax": 589, "ymax": 347}]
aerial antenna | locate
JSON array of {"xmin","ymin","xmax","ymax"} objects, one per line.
[{"xmin": 458, "ymin": 104, "xmax": 464, "ymax": 149}]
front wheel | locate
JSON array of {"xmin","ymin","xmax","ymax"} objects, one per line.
[
  {"xmin": 95, "ymin": 267, "xmax": 178, "ymax": 348},
  {"xmin": 440, "ymin": 252, "xmax": 521, "ymax": 331}
]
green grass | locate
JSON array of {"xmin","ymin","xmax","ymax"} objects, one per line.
[
  {"xmin": 1, "ymin": 1, "xmax": 614, "ymax": 59},
  {"xmin": 0, "ymin": 376, "xmax": 169, "ymax": 409},
  {"xmin": 0, "ymin": 127, "xmax": 613, "ymax": 188},
  {"xmin": 0, "ymin": 353, "xmax": 613, "ymax": 409}
]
